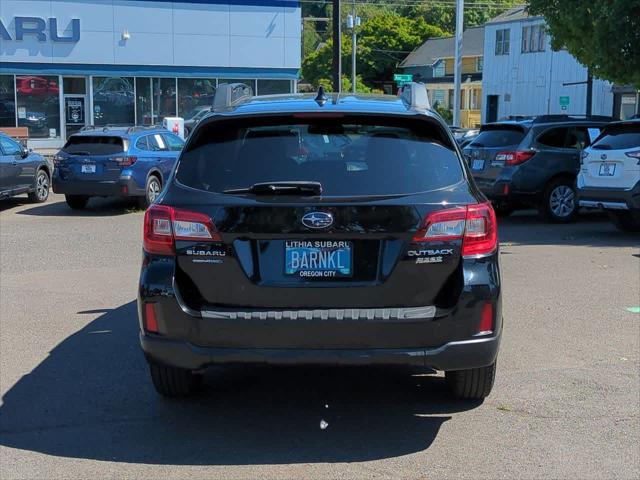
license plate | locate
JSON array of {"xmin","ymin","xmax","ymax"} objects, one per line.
[
  {"xmin": 285, "ymin": 240, "xmax": 352, "ymax": 278},
  {"xmin": 81, "ymin": 164, "xmax": 96, "ymax": 174},
  {"xmin": 472, "ymin": 159, "xmax": 485, "ymax": 170},
  {"xmin": 598, "ymin": 163, "xmax": 615, "ymax": 176}
]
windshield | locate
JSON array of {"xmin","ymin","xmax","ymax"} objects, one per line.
[
  {"xmin": 62, "ymin": 136, "xmax": 124, "ymax": 155},
  {"xmin": 176, "ymin": 117, "xmax": 462, "ymax": 196},
  {"xmin": 470, "ymin": 128, "xmax": 527, "ymax": 148}
]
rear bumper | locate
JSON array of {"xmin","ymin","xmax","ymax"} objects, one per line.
[
  {"xmin": 577, "ymin": 181, "xmax": 640, "ymax": 211},
  {"xmin": 141, "ymin": 331, "xmax": 501, "ymax": 371},
  {"xmin": 52, "ymin": 174, "xmax": 145, "ymax": 197}
]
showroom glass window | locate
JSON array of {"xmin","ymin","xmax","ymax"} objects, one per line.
[
  {"xmin": 178, "ymin": 78, "xmax": 217, "ymax": 117},
  {"xmin": 16, "ymin": 75, "xmax": 61, "ymax": 138},
  {"xmin": 136, "ymin": 78, "xmax": 153, "ymax": 125},
  {"xmin": 257, "ymin": 80, "xmax": 291, "ymax": 95},
  {"xmin": 92, "ymin": 77, "xmax": 135, "ymax": 126},
  {"xmin": 152, "ymin": 78, "xmax": 177, "ymax": 123},
  {"xmin": 0, "ymin": 75, "xmax": 16, "ymax": 127}
]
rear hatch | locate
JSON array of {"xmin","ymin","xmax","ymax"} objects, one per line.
[
  {"xmin": 582, "ymin": 123, "xmax": 640, "ymax": 189},
  {"xmin": 165, "ymin": 113, "xmax": 482, "ymax": 312},
  {"xmin": 463, "ymin": 123, "xmax": 529, "ymax": 189},
  {"xmin": 56, "ymin": 135, "xmax": 128, "ymax": 182}
]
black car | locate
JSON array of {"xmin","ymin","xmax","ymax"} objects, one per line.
[
  {"xmin": 138, "ymin": 83, "xmax": 502, "ymax": 400},
  {"xmin": 0, "ymin": 133, "xmax": 52, "ymax": 203},
  {"xmin": 463, "ymin": 115, "xmax": 614, "ymax": 222}
]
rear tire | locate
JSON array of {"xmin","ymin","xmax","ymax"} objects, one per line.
[
  {"xmin": 608, "ymin": 210, "xmax": 640, "ymax": 232},
  {"xmin": 65, "ymin": 194, "xmax": 89, "ymax": 210},
  {"xmin": 28, "ymin": 169, "xmax": 50, "ymax": 203},
  {"xmin": 149, "ymin": 363, "xmax": 200, "ymax": 397},
  {"xmin": 446, "ymin": 362, "xmax": 496, "ymax": 400},
  {"xmin": 139, "ymin": 175, "xmax": 162, "ymax": 209},
  {"xmin": 540, "ymin": 177, "xmax": 578, "ymax": 223}
]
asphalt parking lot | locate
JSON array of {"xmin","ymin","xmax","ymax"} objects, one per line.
[{"xmin": 0, "ymin": 193, "xmax": 638, "ymax": 480}]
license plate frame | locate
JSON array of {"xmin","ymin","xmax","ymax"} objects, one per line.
[
  {"xmin": 81, "ymin": 164, "xmax": 96, "ymax": 174},
  {"xmin": 598, "ymin": 163, "xmax": 616, "ymax": 176},
  {"xmin": 472, "ymin": 159, "xmax": 485, "ymax": 171},
  {"xmin": 285, "ymin": 240, "xmax": 353, "ymax": 278}
]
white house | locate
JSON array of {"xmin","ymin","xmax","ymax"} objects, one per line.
[{"xmin": 482, "ymin": 6, "xmax": 614, "ymax": 123}]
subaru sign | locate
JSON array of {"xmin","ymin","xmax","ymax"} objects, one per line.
[{"xmin": 0, "ymin": 17, "xmax": 80, "ymax": 43}]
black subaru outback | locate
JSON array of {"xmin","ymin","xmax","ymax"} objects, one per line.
[{"xmin": 138, "ymin": 83, "xmax": 502, "ymax": 400}]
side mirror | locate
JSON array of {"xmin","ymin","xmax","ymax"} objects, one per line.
[{"xmin": 20, "ymin": 146, "xmax": 30, "ymax": 158}]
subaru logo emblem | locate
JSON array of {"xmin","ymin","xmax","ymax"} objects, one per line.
[
  {"xmin": 302, "ymin": 212, "xmax": 333, "ymax": 229},
  {"xmin": 601, "ymin": 154, "xmax": 607, "ymax": 160}
]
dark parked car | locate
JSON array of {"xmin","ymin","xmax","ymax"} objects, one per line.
[
  {"xmin": 463, "ymin": 115, "xmax": 614, "ymax": 222},
  {"xmin": 0, "ymin": 133, "xmax": 52, "ymax": 202},
  {"xmin": 138, "ymin": 83, "xmax": 502, "ymax": 400},
  {"xmin": 53, "ymin": 126, "xmax": 184, "ymax": 209},
  {"xmin": 183, "ymin": 106, "xmax": 211, "ymax": 137}
]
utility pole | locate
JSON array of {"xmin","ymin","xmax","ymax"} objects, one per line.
[
  {"xmin": 586, "ymin": 69, "xmax": 593, "ymax": 116},
  {"xmin": 351, "ymin": 0, "xmax": 357, "ymax": 93},
  {"xmin": 452, "ymin": 0, "xmax": 464, "ymax": 127},
  {"xmin": 332, "ymin": 0, "xmax": 342, "ymax": 93}
]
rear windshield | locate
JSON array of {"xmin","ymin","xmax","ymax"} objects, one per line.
[
  {"xmin": 592, "ymin": 124, "xmax": 640, "ymax": 150},
  {"xmin": 470, "ymin": 128, "xmax": 526, "ymax": 148},
  {"xmin": 62, "ymin": 136, "xmax": 125, "ymax": 155},
  {"xmin": 176, "ymin": 117, "xmax": 463, "ymax": 196}
]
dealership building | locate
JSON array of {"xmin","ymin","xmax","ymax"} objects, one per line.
[{"xmin": 0, "ymin": 0, "xmax": 301, "ymax": 148}]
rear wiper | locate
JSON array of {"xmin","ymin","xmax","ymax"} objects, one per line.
[
  {"xmin": 223, "ymin": 181, "xmax": 323, "ymax": 196},
  {"xmin": 68, "ymin": 151, "xmax": 92, "ymax": 156}
]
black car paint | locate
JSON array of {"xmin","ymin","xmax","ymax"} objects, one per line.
[{"xmin": 138, "ymin": 94, "xmax": 502, "ymax": 372}]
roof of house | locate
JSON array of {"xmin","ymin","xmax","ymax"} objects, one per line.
[
  {"xmin": 400, "ymin": 26, "xmax": 484, "ymax": 68},
  {"xmin": 486, "ymin": 5, "xmax": 542, "ymax": 25}
]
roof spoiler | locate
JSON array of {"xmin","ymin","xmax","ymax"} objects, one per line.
[
  {"xmin": 399, "ymin": 82, "xmax": 430, "ymax": 110},
  {"xmin": 212, "ymin": 83, "xmax": 253, "ymax": 111},
  {"xmin": 531, "ymin": 114, "xmax": 617, "ymax": 124}
]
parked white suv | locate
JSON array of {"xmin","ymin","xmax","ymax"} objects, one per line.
[{"xmin": 577, "ymin": 120, "xmax": 640, "ymax": 232}]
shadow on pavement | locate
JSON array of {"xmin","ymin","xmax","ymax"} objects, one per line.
[
  {"xmin": 498, "ymin": 210, "xmax": 639, "ymax": 248},
  {"xmin": 15, "ymin": 196, "xmax": 141, "ymax": 217},
  {"xmin": 0, "ymin": 301, "xmax": 478, "ymax": 465}
]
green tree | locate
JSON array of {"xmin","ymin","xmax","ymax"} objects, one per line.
[
  {"xmin": 302, "ymin": 11, "xmax": 444, "ymax": 89},
  {"xmin": 528, "ymin": 0, "xmax": 640, "ymax": 88}
]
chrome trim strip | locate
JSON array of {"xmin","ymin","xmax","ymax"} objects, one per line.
[{"xmin": 201, "ymin": 305, "xmax": 437, "ymax": 321}]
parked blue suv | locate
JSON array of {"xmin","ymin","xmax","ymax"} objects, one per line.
[{"xmin": 53, "ymin": 126, "xmax": 184, "ymax": 209}]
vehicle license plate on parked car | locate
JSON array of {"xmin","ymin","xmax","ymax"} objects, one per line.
[
  {"xmin": 598, "ymin": 163, "xmax": 615, "ymax": 176},
  {"xmin": 81, "ymin": 164, "xmax": 96, "ymax": 174},
  {"xmin": 285, "ymin": 240, "xmax": 352, "ymax": 277}
]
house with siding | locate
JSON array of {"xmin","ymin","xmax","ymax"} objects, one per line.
[
  {"xmin": 481, "ymin": 6, "xmax": 616, "ymax": 123},
  {"xmin": 399, "ymin": 26, "xmax": 484, "ymax": 128}
]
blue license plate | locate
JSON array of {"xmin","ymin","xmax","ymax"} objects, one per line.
[{"xmin": 285, "ymin": 241, "xmax": 352, "ymax": 278}]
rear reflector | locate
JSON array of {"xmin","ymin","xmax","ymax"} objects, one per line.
[
  {"xmin": 477, "ymin": 303, "xmax": 494, "ymax": 335},
  {"xmin": 496, "ymin": 150, "xmax": 536, "ymax": 166},
  {"xmin": 413, "ymin": 202, "xmax": 498, "ymax": 257},
  {"xmin": 144, "ymin": 303, "xmax": 159, "ymax": 333},
  {"xmin": 143, "ymin": 205, "xmax": 221, "ymax": 255}
]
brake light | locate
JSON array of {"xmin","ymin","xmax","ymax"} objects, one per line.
[
  {"xmin": 625, "ymin": 150, "xmax": 640, "ymax": 160},
  {"xmin": 144, "ymin": 303, "xmax": 159, "ymax": 333},
  {"xmin": 143, "ymin": 205, "xmax": 220, "ymax": 255},
  {"xmin": 413, "ymin": 202, "xmax": 498, "ymax": 257},
  {"xmin": 53, "ymin": 154, "xmax": 65, "ymax": 166},
  {"xmin": 114, "ymin": 155, "xmax": 137, "ymax": 167},
  {"xmin": 495, "ymin": 150, "xmax": 535, "ymax": 166}
]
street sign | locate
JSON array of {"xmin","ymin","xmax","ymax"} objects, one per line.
[
  {"xmin": 394, "ymin": 74, "xmax": 413, "ymax": 83},
  {"xmin": 559, "ymin": 96, "xmax": 570, "ymax": 107}
]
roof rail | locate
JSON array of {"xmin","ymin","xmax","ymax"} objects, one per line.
[
  {"xmin": 80, "ymin": 125, "xmax": 96, "ymax": 131},
  {"xmin": 126, "ymin": 125, "xmax": 162, "ymax": 134},
  {"xmin": 532, "ymin": 114, "xmax": 617, "ymax": 124},
  {"xmin": 212, "ymin": 83, "xmax": 253, "ymax": 111},
  {"xmin": 399, "ymin": 82, "xmax": 430, "ymax": 110}
]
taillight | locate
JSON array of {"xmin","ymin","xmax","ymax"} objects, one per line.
[
  {"xmin": 625, "ymin": 150, "xmax": 640, "ymax": 160},
  {"xmin": 495, "ymin": 150, "xmax": 535, "ymax": 166},
  {"xmin": 114, "ymin": 155, "xmax": 137, "ymax": 167},
  {"xmin": 143, "ymin": 205, "xmax": 220, "ymax": 255},
  {"xmin": 413, "ymin": 202, "xmax": 498, "ymax": 257},
  {"xmin": 53, "ymin": 154, "xmax": 65, "ymax": 166}
]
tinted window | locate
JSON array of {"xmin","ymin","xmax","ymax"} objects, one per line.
[
  {"xmin": 537, "ymin": 127, "xmax": 569, "ymax": 148},
  {"xmin": 62, "ymin": 136, "xmax": 124, "ymax": 155},
  {"xmin": 471, "ymin": 128, "xmax": 526, "ymax": 147},
  {"xmin": 176, "ymin": 118, "xmax": 462, "ymax": 196},
  {"xmin": 592, "ymin": 124, "xmax": 640, "ymax": 150},
  {"xmin": 0, "ymin": 136, "xmax": 22, "ymax": 155},
  {"xmin": 136, "ymin": 136, "xmax": 149, "ymax": 150},
  {"xmin": 162, "ymin": 133, "xmax": 184, "ymax": 151},
  {"xmin": 147, "ymin": 134, "xmax": 167, "ymax": 152}
]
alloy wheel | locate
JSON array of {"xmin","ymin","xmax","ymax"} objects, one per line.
[
  {"xmin": 148, "ymin": 179, "xmax": 161, "ymax": 203},
  {"xmin": 549, "ymin": 185, "xmax": 575, "ymax": 218},
  {"xmin": 36, "ymin": 172, "xmax": 49, "ymax": 201}
]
